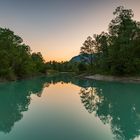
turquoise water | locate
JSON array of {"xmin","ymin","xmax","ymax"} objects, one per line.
[{"xmin": 0, "ymin": 74, "xmax": 140, "ymax": 140}]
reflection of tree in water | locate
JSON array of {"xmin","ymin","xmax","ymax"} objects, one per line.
[
  {"xmin": 2, "ymin": 73, "xmax": 140, "ymax": 140},
  {"xmin": 0, "ymin": 90, "xmax": 30, "ymax": 133},
  {"xmin": 79, "ymin": 87, "xmax": 103, "ymax": 113},
  {"xmin": 0, "ymin": 77, "xmax": 47, "ymax": 133},
  {"xmin": 79, "ymin": 83, "xmax": 140, "ymax": 140},
  {"xmin": 0, "ymin": 73, "xmax": 75, "ymax": 134}
]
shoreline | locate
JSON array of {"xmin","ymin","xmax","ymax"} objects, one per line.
[
  {"xmin": 84, "ymin": 74, "xmax": 140, "ymax": 83},
  {"xmin": 0, "ymin": 73, "xmax": 46, "ymax": 84}
]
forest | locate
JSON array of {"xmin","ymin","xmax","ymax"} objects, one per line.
[
  {"xmin": 1, "ymin": 6, "xmax": 140, "ymax": 81},
  {"xmin": 80, "ymin": 6, "xmax": 140, "ymax": 76},
  {"xmin": 47, "ymin": 6, "xmax": 140, "ymax": 76},
  {"xmin": 0, "ymin": 28, "xmax": 46, "ymax": 80}
]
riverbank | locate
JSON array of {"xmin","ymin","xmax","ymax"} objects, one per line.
[
  {"xmin": 0, "ymin": 73, "xmax": 47, "ymax": 83},
  {"xmin": 0, "ymin": 71, "xmax": 75, "ymax": 83},
  {"xmin": 85, "ymin": 74, "xmax": 140, "ymax": 83}
]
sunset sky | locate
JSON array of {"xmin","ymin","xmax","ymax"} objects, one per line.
[{"xmin": 0, "ymin": 0, "xmax": 140, "ymax": 61}]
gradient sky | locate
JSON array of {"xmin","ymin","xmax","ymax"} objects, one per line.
[{"xmin": 0, "ymin": 0, "xmax": 140, "ymax": 61}]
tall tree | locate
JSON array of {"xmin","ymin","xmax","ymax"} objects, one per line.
[
  {"xmin": 0, "ymin": 27, "xmax": 46, "ymax": 80},
  {"xmin": 80, "ymin": 36, "xmax": 95, "ymax": 69},
  {"xmin": 81, "ymin": 6, "xmax": 140, "ymax": 75},
  {"xmin": 108, "ymin": 6, "xmax": 140, "ymax": 75}
]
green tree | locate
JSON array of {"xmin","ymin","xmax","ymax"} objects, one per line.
[
  {"xmin": 31, "ymin": 52, "xmax": 46, "ymax": 73},
  {"xmin": 78, "ymin": 63, "xmax": 87, "ymax": 72},
  {"xmin": 0, "ymin": 27, "xmax": 46, "ymax": 80},
  {"xmin": 81, "ymin": 6, "xmax": 140, "ymax": 76},
  {"xmin": 108, "ymin": 6, "xmax": 140, "ymax": 75},
  {"xmin": 93, "ymin": 32, "xmax": 110, "ymax": 73},
  {"xmin": 80, "ymin": 36, "xmax": 95, "ymax": 69}
]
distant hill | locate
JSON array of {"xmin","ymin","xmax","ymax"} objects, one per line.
[
  {"xmin": 70, "ymin": 55, "xmax": 82, "ymax": 62},
  {"xmin": 70, "ymin": 54, "xmax": 94, "ymax": 63}
]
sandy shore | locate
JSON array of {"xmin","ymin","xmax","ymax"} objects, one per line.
[{"xmin": 85, "ymin": 74, "xmax": 140, "ymax": 83}]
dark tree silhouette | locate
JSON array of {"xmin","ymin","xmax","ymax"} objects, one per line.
[
  {"xmin": 80, "ymin": 6, "xmax": 140, "ymax": 75},
  {"xmin": 0, "ymin": 27, "xmax": 46, "ymax": 80}
]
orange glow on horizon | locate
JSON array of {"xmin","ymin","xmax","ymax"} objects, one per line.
[{"xmin": 44, "ymin": 55, "xmax": 73, "ymax": 62}]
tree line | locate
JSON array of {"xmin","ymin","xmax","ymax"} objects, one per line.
[
  {"xmin": 0, "ymin": 28, "xmax": 46, "ymax": 80},
  {"xmin": 80, "ymin": 6, "xmax": 140, "ymax": 76},
  {"xmin": 2, "ymin": 6, "xmax": 139, "ymax": 80},
  {"xmin": 46, "ymin": 6, "xmax": 140, "ymax": 76},
  {"xmin": 45, "ymin": 60, "xmax": 88, "ymax": 74}
]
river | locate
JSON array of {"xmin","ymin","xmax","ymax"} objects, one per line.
[{"xmin": 0, "ymin": 73, "xmax": 140, "ymax": 140}]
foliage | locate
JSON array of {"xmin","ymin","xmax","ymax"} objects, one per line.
[
  {"xmin": 77, "ymin": 63, "xmax": 87, "ymax": 72},
  {"xmin": 79, "ymin": 83, "xmax": 140, "ymax": 140},
  {"xmin": 0, "ymin": 28, "xmax": 46, "ymax": 80},
  {"xmin": 80, "ymin": 6, "xmax": 140, "ymax": 76},
  {"xmin": 46, "ymin": 61, "xmax": 79, "ymax": 73},
  {"xmin": 80, "ymin": 36, "xmax": 95, "ymax": 68}
]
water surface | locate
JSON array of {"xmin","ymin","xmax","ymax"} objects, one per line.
[{"xmin": 0, "ymin": 74, "xmax": 140, "ymax": 140}]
